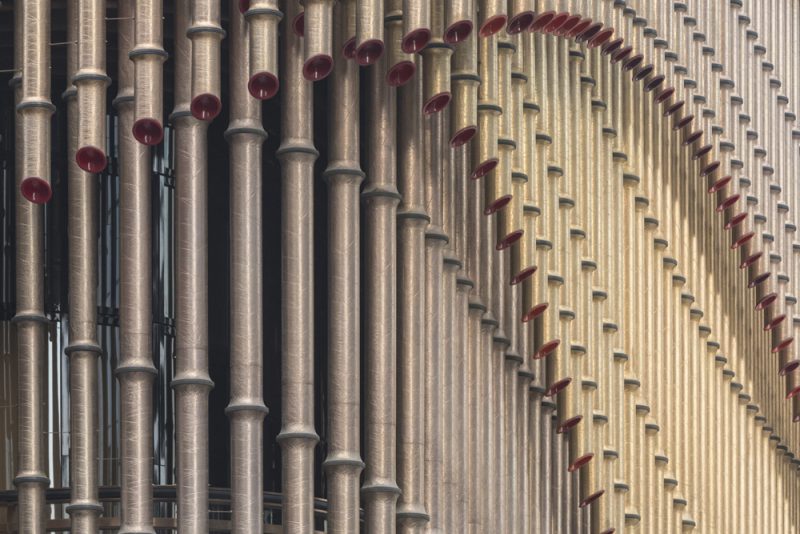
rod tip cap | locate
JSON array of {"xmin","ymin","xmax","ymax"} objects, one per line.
[
  {"xmin": 507, "ymin": 12, "xmax": 534, "ymax": 35},
  {"xmin": 75, "ymin": 145, "xmax": 108, "ymax": 173},
  {"xmin": 191, "ymin": 93, "xmax": 222, "ymax": 121},
  {"xmin": 356, "ymin": 40, "xmax": 384, "ymax": 66},
  {"xmin": 449, "ymin": 125, "xmax": 477, "ymax": 147},
  {"xmin": 303, "ymin": 55, "xmax": 333, "ymax": 81},
  {"xmin": 480, "ymin": 14, "xmax": 508, "ymax": 37},
  {"xmin": 444, "ymin": 20, "xmax": 474, "ymax": 43},
  {"xmin": 386, "ymin": 60, "xmax": 416, "ymax": 86},
  {"xmin": 132, "ymin": 118, "xmax": 164, "ymax": 145},
  {"xmin": 401, "ymin": 28, "xmax": 431, "ymax": 54},
  {"xmin": 20, "ymin": 177, "xmax": 52, "ymax": 204},
  {"xmin": 248, "ymin": 72, "xmax": 279, "ymax": 100},
  {"xmin": 470, "ymin": 158, "xmax": 498, "ymax": 179},
  {"xmin": 292, "ymin": 12, "xmax": 304, "ymax": 37},
  {"xmin": 423, "ymin": 92, "xmax": 451, "ymax": 115},
  {"xmin": 497, "ymin": 229, "xmax": 524, "ymax": 250}
]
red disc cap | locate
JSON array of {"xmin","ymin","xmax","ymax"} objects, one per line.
[
  {"xmin": 773, "ymin": 338, "xmax": 794, "ymax": 355},
  {"xmin": 534, "ymin": 339, "xmax": 560, "ymax": 360},
  {"xmin": 356, "ymin": 39, "xmax": 384, "ymax": 66},
  {"xmin": 76, "ymin": 145, "xmax": 108, "ymax": 173},
  {"xmin": 248, "ymin": 71, "xmax": 279, "ymax": 100},
  {"xmin": 589, "ymin": 28, "xmax": 615, "ymax": 48},
  {"xmin": 580, "ymin": 489, "xmax": 606, "ymax": 508},
  {"xmin": 423, "ymin": 92, "xmax": 451, "ymax": 115},
  {"xmin": 497, "ymin": 229, "xmax": 524, "ymax": 250},
  {"xmin": 522, "ymin": 302, "xmax": 549, "ymax": 323},
  {"xmin": 191, "ymin": 93, "xmax": 222, "ymax": 121},
  {"xmin": 545, "ymin": 376, "xmax": 571, "ymax": 397},
  {"xmin": 530, "ymin": 11, "xmax": 555, "ymax": 32},
  {"xmin": 655, "ymin": 86, "xmax": 675, "ymax": 104},
  {"xmin": 511, "ymin": 265, "xmax": 538, "ymax": 286},
  {"xmin": 755, "ymin": 292, "xmax": 778, "ymax": 311},
  {"xmin": 303, "ymin": 54, "xmax": 334, "ymax": 81},
  {"xmin": 559, "ymin": 15, "xmax": 584, "ymax": 37},
  {"xmin": 568, "ymin": 452, "xmax": 594, "ymax": 472},
  {"xmin": 724, "ymin": 212, "xmax": 747, "ymax": 230},
  {"xmin": 780, "ymin": 359, "xmax": 799, "ymax": 376},
  {"xmin": 471, "ymin": 158, "xmax": 498, "ymax": 179},
  {"xmin": 292, "ymin": 12, "xmax": 304, "ymax": 36},
  {"xmin": 484, "ymin": 194, "xmax": 512, "ymax": 215},
  {"xmin": 450, "ymin": 125, "xmax": 477, "ymax": 147},
  {"xmin": 342, "ymin": 37, "xmax": 357, "ymax": 59},
  {"xmin": 557, "ymin": 415, "xmax": 582, "ymax": 434},
  {"xmin": 402, "ymin": 28, "xmax": 432, "ymax": 53},
  {"xmin": 480, "ymin": 14, "xmax": 508, "ymax": 37},
  {"xmin": 444, "ymin": 20, "xmax": 473, "ymax": 43},
  {"xmin": 238, "ymin": 0, "xmax": 250, "ymax": 13},
  {"xmin": 507, "ymin": 12, "xmax": 535, "ymax": 34},
  {"xmin": 132, "ymin": 118, "xmax": 164, "ymax": 145},
  {"xmin": 386, "ymin": 60, "xmax": 416, "ymax": 87},
  {"xmin": 765, "ymin": 313, "xmax": 786, "ymax": 331},
  {"xmin": 708, "ymin": 175, "xmax": 732, "ymax": 194},
  {"xmin": 543, "ymin": 12, "xmax": 569, "ymax": 33},
  {"xmin": 20, "ymin": 177, "xmax": 52, "ymax": 204}
]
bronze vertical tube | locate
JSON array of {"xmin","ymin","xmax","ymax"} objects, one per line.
[
  {"xmin": 385, "ymin": 0, "xmax": 417, "ymax": 86},
  {"xmin": 246, "ymin": 0, "xmax": 283, "ymax": 97},
  {"xmin": 356, "ymin": 0, "xmax": 385, "ymax": 65},
  {"xmin": 189, "ymin": 0, "xmax": 224, "ymax": 120},
  {"xmin": 402, "ymin": 0, "xmax": 431, "ymax": 53},
  {"xmin": 302, "ymin": 0, "xmax": 335, "ymax": 79},
  {"xmin": 131, "ymin": 0, "xmax": 166, "ymax": 145}
]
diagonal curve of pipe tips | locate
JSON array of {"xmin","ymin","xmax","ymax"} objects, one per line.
[{"xmin": 4, "ymin": 0, "xmax": 800, "ymax": 533}]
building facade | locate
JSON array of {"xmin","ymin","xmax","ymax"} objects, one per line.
[{"xmin": 0, "ymin": 0, "xmax": 799, "ymax": 532}]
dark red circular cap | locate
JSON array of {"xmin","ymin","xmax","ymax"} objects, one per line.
[
  {"xmin": 444, "ymin": 20, "xmax": 473, "ymax": 43},
  {"xmin": 610, "ymin": 46, "xmax": 633, "ymax": 64},
  {"xmin": 471, "ymin": 158, "xmax": 498, "ymax": 179},
  {"xmin": 450, "ymin": 125, "xmax": 477, "ymax": 147},
  {"xmin": 238, "ymin": 0, "xmax": 250, "ymax": 14},
  {"xmin": 589, "ymin": 28, "xmax": 615, "ymax": 48},
  {"xmin": 740, "ymin": 251, "xmax": 762, "ymax": 269},
  {"xmin": 356, "ymin": 39, "xmax": 384, "ymax": 66},
  {"xmin": 248, "ymin": 71, "xmax": 279, "ymax": 100},
  {"xmin": 557, "ymin": 415, "xmax": 582, "ymax": 434},
  {"xmin": 557, "ymin": 15, "xmax": 582, "ymax": 37},
  {"xmin": 755, "ymin": 292, "xmax": 778, "ymax": 311},
  {"xmin": 387, "ymin": 60, "xmax": 416, "ymax": 87},
  {"xmin": 507, "ymin": 12, "xmax": 535, "ymax": 34},
  {"xmin": 484, "ymin": 194, "xmax": 512, "ymax": 215},
  {"xmin": 423, "ymin": 92, "xmax": 451, "ymax": 115},
  {"xmin": 497, "ymin": 229, "xmax": 524, "ymax": 250},
  {"xmin": 708, "ymin": 175, "xmax": 732, "ymax": 194},
  {"xmin": 580, "ymin": 489, "xmax": 605, "ymax": 508},
  {"xmin": 292, "ymin": 12, "xmax": 304, "ymax": 36},
  {"xmin": 623, "ymin": 54, "xmax": 644, "ymax": 72},
  {"xmin": 545, "ymin": 376, "xmax": 571, "ymax": 397},
  {"xmin": 568, "ymin": 452, "xmax": 594, "ymax": 472},
  {"xmin": 511, "ymin": 265, "xmax": 538, "ymax": 286},
  {"xmin": 576, "ymin": 22, "xmax": 604, "ymax": 43},
  {"xmin": 534, "ymin": 339, "xmax": 560, "ymax": 360},
  {"xmin": 530, "ymin": 11, "xmax": 555, "ymax": 32},
  {"xmin": 76, "ymin": 145, "xmax": 108, "ymax": 173},
  {"xmin": 765, "ymin": 313, "xmax": 786, "ymax": 331},
  {"xmin": 543, "ymin": 12, "xmax": 569, "ymax": 33},
  {"xmin": 724, "ymin": 212, "xmax": 747, "ymax": 230},
  {"xmin": 342, "ymin": 37, "xmax": 357, "ymax": 59},
  {"xmin": 21, "ymin": 177, "xmax": 52, "ymax": 204},
  {"xmin": 655, "ymin": 86, "xmax": 675, "ymax": 104},
  {"xmin": 731, "ymin": 231, "xmax": 755, "ymax": 250},
  {"xmin": 480, "ymin": 14, "xmax": 508, "ymax": 37},
  {"xmin": 701, "ymin": 161, "xmax": 721, "ymax": 177},
  {"xmin": 602, "ymin": 37, "xmax": 624, "ymax": 56},
  {"xmin": 779, "ymin": 359, "xmax": 799, "ymax": 376},
  {"xmin": 522, "ymin": 302, "xmax": 549, "ymax": 323},
  {"xmin": 773, "ymin": 338, "xmax": 794, "ymax": 355},
  {"xmin": 600, "ymin": 529, "xmax": 617, "ymax": 534},
  {"xmin": 402, "ymin": 28, "xmax": 432, "ymax": 54},
  {"xmin": 787, "ymin": 385, "xmax": 800, "ymax": 400},
  {"xmin": 132, "ymin": 118, "xmax": 164, "ymax": 145},
  {"xmin": 748, "ymin": 271, "xmax": 770, "ymax": 288},
  {"xmin": 191, "ymin": 93, "xmax": 222, "ymax": 121},
  {"xmin": 664, "ymin": 100, "xmax": 685, "ymax": 116},
  {"xmin": 717, "ymin": 193, "xmax": 740, "ymax": 212},
  {"xmin": 674, "ymin": 114, "xmax": 694, "ymax": 131},
  {"xmin": 682, "ymin": 130, "xmax": 703, "ymax": 146},
  {"xmin": 303, "ymin": 54, "xmax": 334, "ymax": 81}
]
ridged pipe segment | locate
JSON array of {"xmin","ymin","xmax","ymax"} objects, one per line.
[
  {"xmin": 246, "ymin": 0, "xmax": 282, "ymax": 99},
  {"xmin": 301, "ymin": 0, "xmax": 334, "ymax": 80},
  {"xmin": 444, "ymin": 0, "xmax": 474, "ymax": 43},
  {"xmin": 473, "ymin": 32, "xmax": 500, "ymax": 182},
  {"xmin": 225, "ymin": 2, "xmax": 268, "ymax": 533},
  {"xmin": 361, "ymin": 39, "xmax": 402, "ymax": 534},
  {"xmin": 189, "ymin": 0, "xmax": 224, "ymax": 120},
  {"xmin": 421, "ymin": 0, "xmax": 452, "ymax": 115},
  {"xmin": 131, "ymin": 0, "xmax": 166, "ymax": 145},
  {"xmin": 385, "ymin": 0, "xmax": 417, "ymax": 86},
  {"xmin": 274, "ymin": 2, "xmax": 319, "ymax": 533},
  {"xmin": 322, "ymin": 3, "xmax": 366, "ymax": 532},
  {"xmin": 355, "ymin": 0, "xmax": 384, "ymax": 65},
  {"xmin": 401, "ymin": 0, "xmax": 431, "ymax": 53},
  {"xmin": 449, "ymin": 28, "xmax": 479, "ymax": 147}
]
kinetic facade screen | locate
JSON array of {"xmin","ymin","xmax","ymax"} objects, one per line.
[{"xmin": 0, "ymin": 0, "xmax": 799, "ymax": 532}]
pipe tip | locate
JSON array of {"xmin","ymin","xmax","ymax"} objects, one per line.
[
  {"xmin": 610, "ymin": 45, "xmax": 633, "ymax": 64},
  {"xmin": 577, "ymin": 21, "xmax": 604, "ymax": 43},
  {"xmin": 303, "ymin": 54, "xmax": 334, "ymax": 81},
  {"xmin": 386, "ymin": 60, "xmax": 416, "ymax": 86},
  {"xmin": 342, "ymin": 37, "xmax": 357, "ymax": 59},
  {"xmin": 75, "ymin": 145, "xmax": 108, "ymax": 173},
  {"xmin": 557, "ymin": 414, "xmax": 582, "ymax": 434},
  {"xmin": 542, "ymin": 12, "xmax": 569, "ymax": 34},
  {"xmin": 511, "ymin": 265, "xmax": 538, "ymax": 286},
  {"xmin": 732, "ymin": 231, "xmax": 754, "ymax": 250},
  {"xmin": 748, "ymin": 272, "xmax": 770, "ymax": 288},
  {"xmin": 444, "ymin": 20, "xmax": 474, "ymax": 43},
  {"xmin": 423, "ymin": 91, "xmax": 451, "ymax": 115},
  {"xmin": 765, "ymin": 313, "xmax": 786, "ymax": 331},
  {"xmin": 589, "ymin": 28, "xmax": 615, "ymax": 48},
  {"xmin": 780, "ymin": 358, "xmax": 799, "ymax": 375},
  {"xmin": 788, "ymin": 385, "xmax": 800, "ymax": 400},
  {"xmin": 740, "ymin": 250, "xmax": 762, "ymax": 269},
  {"xmin": 600, "ymin": 529, "xmax": 617, "ymax": 534},
  {"xmin": 507, "ymin": 12, "xmax": 535, "ymax": 34},
  {"xmin": 644, "ymin": 73, "xmax": 665, "ymax": 92},
  {"xmin": 725, "ymin": 211, "xmax": 747, "ymax": 230},
  {"xmin": 755, "ymin": 292, "xmax": 778, "ymax": 311},
  {"xmin": 484, "ymin": 194, "xmax": 512, "ymax": 215},
  {"xmin": 774, "ymin": 338, "xmax": 794, "ymax": 355},
  {"xmin": 479, "ymin": 14, "xmax": 508, "ymax": 37},
  {"xmin": 602, "ymin": 37, "xmax": 624, "ymax": 56},
  {"xmin": 20, "ymin": 177, "xmax": 52, "ymax": 204},
  {"xmin": 497, "ymin": 229, "xmax": 524, "ymax": 250},
  {"xmin": 238, "ymin": 0, "xmax": 250, "ymax": 14},
  {"xmin": 450, "ymin": 125, "xmax": 477, "ymax": 147},
  {"xmin": 717, "ymin": 193, "xmax": 740, "ymax": 212},
  {"xmin": 545, "ymin": 376, "xmax": 571, "ymax": 397},
  {"xmin": 530, "ymin": 12, "xmax": 555, "ymax": 33},
  {"xmin": 522, "ymin": 302, "xmax": 549, "ymax": 323},
  {"xmin": 708, "ymin": 175, "xmax": 732, "ymax": 194},
  {"xmin": 534, "ymin": 339, "xmax": 561, "ymax": 360},
  {"xmin": 132, "ymin": 118, "xmax": 164, "ymax": 145},
  {"xmin": 623, "ymin": 54, "xmax": 644, "ymax": 72},
  {"xmin": 470, "ymin": 158, "xmax": 498, "ymax": 179},
  {"xmin": 664, "ymin": 99, "xmax": 685, "ymax": 116},
  {"xmin": 292, "ymin": 12, "xmax": 304, "ymax": 37},
  {"xmin": 191, "ymin": 93, "xmax": 222, "ymax": 121},
  {"xmin": 568, "ymin": 452, "xmax": 594, "ymax": 472},
  {"xmin": 557, "ymin": 15, "xmax": 583, "ymax": 37},
  {"xmin": 356, "ymin": 40, "xmax": 384, "ymax": 66},
  {"xmin": 248, "ymin": 71, "xmax": 279, "ymax": 100},
  {"xmin": 580, "ymin": 489, "xmax": 605, "ymax": 508},
  {"xmin": 401, "ymin": 28, "xmax": 432, "ymax": 54},
  {"xmin": 655, "ymin": 86, "xmax": 675, "ymax": 104}
]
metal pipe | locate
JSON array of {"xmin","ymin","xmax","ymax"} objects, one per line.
[
  {"xmin": 131, "ymin": 0, "xmax": 166, "ymax": 145},
  {"xmin": 274, "ymin": 2, "xmax": 320, "ymax": 532},
  {"xmin": 402, "ymin": 0, "xmax": 431, "ymax": 53},
  {"xmin": 421, "ymin": 0, "xmax": 452, "ymax": 115},
  {"xmin": 444, "ymin": 0, "xmax": 474, "ymax": 43},
  {"xmin": 323, "ymin": 3, "xmax": 366, "ymax": 532},
  {"xmin": 114, "ymin": 0, "xmax": 157, "ymax": 530},
  {"xmin": 478, "ymin": 0, "xmax": 508, "ymax": 37},
  {"xmin": 386, "ymin": 0, "xmax": 417, "ymax": 86},
  {"xmin": 246, "ymin": 0, "xmax": 282, "ymax": 98},
  {"xmin": 356, "ymin": 0, "xmax": 384, "ymax": 65},
  {"xmin": 361, "ymin": 33, "xmax": 402, "ymax": 534},
  {"xmin": 449, "ymin": 24, "xmax": 478, "ymax": 147},
  {"xmin": 302, "ymin": 0, "xmax": 334, "ymax": 79},
  {"xmin": 189, "ymin": 0, "xmax": 224, "ymax": 120}
]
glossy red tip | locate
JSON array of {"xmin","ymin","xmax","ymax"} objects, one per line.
[
  {"xmin": 664, "ymin": 100, "xmax": 685, "ymax": 116},
  {"xmin": 701, "ymin": 161, "xmax": 721, "ymax": 176},
  {"xmin": 577, "ymin": 22, "xmax": 604, "ymax": 43},
  {"xmin": 708, "ymin": 175, "xmax": 732, "ymax": 194},
  {"xmin": 694, "ymin": 144, "xmax": 713, "ymax": 160},
  {"xmin": 725, "ymin": 212, "xmax": 747, "ymax": 230},
  {"xmin": 342, "ymin": 37, "xmax": 357, "ymax": 59},
  {"xmin": 674, "ymin": 114, "xmax": 694, "ymax": 131},
  {"xmin": 755, "ymin": 292, "xmax": 778, "ymax": 311},
  {"xmin": 292, "ymin": 12, "xmax": 304, "ymax": 36},
  {"xmin": 387, "ymin": 60, "xmax": 416, "ymax": 87},
  {"xmin": 191, "ymin": 93, "xmax": 222, "ymax": 121},
  {"xmin": 655, "ymin": 86, "xmax": 675, "ymax": 104},
  {"xmin": 423, "ymin": 92, "xmax": 451, "ymax": 115},
  {"xmin": 303, "ymin": 54, "xmax": 333, "ymax": 81},
  {"xmin": 444, "ymin": 20, "xmax": 474, "ymax": 43},
  {"xmin": 740, "ymin": 251, "xmax": 763, "ymax": 269},
  {"xmin": 780, "ymin": 359, "xmax": 799, "ymax": 376},
  {"xmin": 580, "ymin": 489, "xmax": 606, "ymax": 508},
  {"xmin": 497, "ymin": 229, "xmax": 524, "ymax": 250},
  {"xmin": 480, "ymin": 14, "xmax": 508, "ymax": 37},
  {"xmin": 732, "ymin": 231, "xmax": 755, "ymax": 250},
  {"xmin": 530, "ymin": 11, "xmax": 555, "ymax": 32},
  {"xmin": 20, "ymin": 177, "xmax": 52, "ymax": 204},
  {"xmin": 507, "ymin": 12, "xmax": 535, "ymax": 34},
  {"xmin": 557, "ymin": 15, "xmax": 582, "ymax": 37},
  {"xmin": 75, "ymin": 145, "xmax": 108, "ymax": 173},
  {"xmin": 765, "ymin": 314, "xmax": 786, "ymax": 331},
  {"xmin": 773, "ymin": 338, "xmax": 794, "ymax": 355},
  {"xmin": 132, "ymin": 118, "xmax": 164, "ymax": 145},
  {"xmin": 522, "ymin": 302, "xmax": 549, "ymax": 323},
  {"xmin": 787, "ymin": 386, "xmax": 800, "ymax": 400},
  {"xmin": 589, "ymin": 28, "xmax": 615, "ymax": 48},
  {"xmin": 748, "ymin": 272, "xmax": 770, "ymax": 288},
  {"xmin": 511, "ymin": 265, "xmax": 538, "ymax": 286},
  {"xmin": 545, "ymin": 377, "xmax": 571, "ymax": 397},
  {"xmin": 450, "ymin": 125, "xmax": 477, "ymax": 147},
  {"xmin": 610, "ymin": 46, "xmax": 633, "ymax": 64},
  {"xmin": 600, "ymin": 529, "xmax": 617, "ymax": 534},
  {"xmin": 484, "ymin": 194, "xmax": 512, "ymax": 215},
  {"xmin": 248, "ymin": 72, "xmax": 279, "ymax": 100},
  {"xmin": 622, "ymin": 54, "xmax": 644, "ymax": 72},
  {"xmin": 534, "ymin": 339, "xmax": 560, "ymax": 360},
  {"xmin": 557, "ymin": 415, "xmax": 582, "ymax": 434},
  {"xmin": 543, "ymin": 12, "xmax": 569, "ymax": 34},
  {"xmin": 238, "ymin": 0, "xmax": 250, "ymax": 14},
  {"xmin": 356, "ymin": 39, "xmax": 384, "ymax": 66},
  {"xmin": 568, "ymin": 452, "xmax": 594, "ymax": 472},
  {"xmin": 602, "ymin": 37, "xmax": 624, "ymax": 56},
  {"xmin": 717, "ymin": 193, "xmax": 740, "ymax": 212},
  {"xmin": 682, "ymin": 130, "xmax": 703, "ymax": 146},
  {"xmin": 471, "ymin": 158, "xmax": 498, "ymax": 179},
  {"xmin": 402, "ymin": 28, "xmax": 432, "ymax": 53}
]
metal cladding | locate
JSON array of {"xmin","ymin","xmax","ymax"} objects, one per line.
[{"xmin": 3, "ymin": 1, "xmax": 800, "ymax": 533}]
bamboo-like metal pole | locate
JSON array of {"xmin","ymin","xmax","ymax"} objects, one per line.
[
  {"xmin": 64, "ymin": 1, "xmax": 103, "ymax": 532},
  {"xmin": 323, "ymin": 3, "xmax": 366, "ymax": 532},
  {"xmin": 444, "ymin": 0, "xmax": 474, "ymax": 43},
  {"xmin": 189, "ymin": 0, "xmax": 224, "ymax": 120},
  {"xmin": 361, "ymin": 33, "xmax": 402, "ymax": 534},
  {"xmin": 131, "ymin": 0, "xmax": 166, "ymax": 145},
  {"xmin": 421, "ymin": 0, "xmax": 452, "ymax": 115},
  {"xmin": 386, "ymin": 0, "xmax": 417, "ymax": 86},
  {"xmin": 225, "ymin": 2, "xmax": 268, "ymax": 532},
  {"xmin": 247, "ymin": 0, "xmax": 283, "ymax": 97},
  {"xmin": 356, "ymin": 0, "xmax": 384, "ymax": 65},
  {"xmin": 402, "ymin": 0, "xmax": 431, "ymax": 52},
  {"xmin": 171, "ymin": 1, "xmax": 214, "ymax": 532},
  {"xmin": 302, "ymin": 0, "xmax": 335, "ymax": 79},
  {"xmin": 114, "ymin": 0, "xmax": 157, "ymax": 530},
  {"xmin": 275, "ymin": 2, "xmax": 319, "ymax": 532}
]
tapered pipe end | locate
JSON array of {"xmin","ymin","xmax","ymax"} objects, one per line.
[
  {"xmin": 497, "ymin": 229, "xmax": 524, "ymax": 250},
  {"xmin": 470, "ymin": 158, "xmax": 498, "ymax": 179},
  {"xmin": 521, "ymin": 302, "xmax": 548, "ymax": 322},
  {"xmin": 755, "ymin": 292, "xmax": 778, "ymax": 311},
  {"xmin": 765, "ymin": 313, "xmax": 786, "ymax": 331},
  {"xmin": 542, "ymin": 12, "xmax": 569, "ymax": 34},
  {"xmin": 444, "ymin": 20, "xmax": 473, "ymax": 43},
  {"xmin": 655, "ymin": 86, "xmax": 675, "ymax": 104},
  {"xmin": 600, "ymin": 529, "xmax": 617, "ymax": 534},
  {"xmin": 748, "ymin": 272, "xmax": 770, "ymax": 289},
  {"xmin": 507, "ymin": 12, "xmax": 535, "ymax": 34},
  {"xmin": 76, "ymin": 145, "xmax": 108, "ymax": 173},
  {"xmin": 589, "ymin": 28, "xmax": 615, "ymax": 48},
  {"xmin": 423, "ymin": 92, "xmax": 451, "ymax": 115},
  {"xmin": 530, "ymin": 12, "xmax": 555, "ymax": 33},
  {"xmin": 386, "ymin": 60, "xmax": 416, "ymax": 86},
  {"xmin": 479, "ymin": 15, "xmax": 508, "ymax": 37},
  {"xmin": 610, "ymin": 46, "xmax": 633, "ymax": 64},
  {"xmin": 780, "ymin": 358, "xmax": 799, "ymax": 375},
  {"xmin": 740, "ymin": 251, "xmax": 762, "ymax": 270},
  {"xmin": 602, "ymin": 37, "xmax": 624, "ymax": 56},
  {"xmin": 708, "ymin": 175, "xmax": 732, "ymax": 193},
  {"xmin": 238, "ymin": 0, "xmax": 250, "ymax": 14},
  {"xmin": 774, "ymin": 339, "xmax": 795, "ymax": 356},
  {"xmin": 342, "ymin": 37, "xmax": 357, "ymax": 59},
  {"xmin": 717, "ymin": 193, "xmax": 740, "ymax": 212},
  {"xmin": 483, "ymin": 194, "xmax": 512, "ymax": 215},
  {"xmin": 449, "ymin": 125, "xmax": 477, "ymax": 147},
  {"xmin": 20, "ymin": 177, "xmax": 52, "ymax": 204},
  {"xmin": 557, "ymin": 414, "xmax": 582, "ymax": 434},
  {"xmin": 732, "ymin": 231, "xmax": 755, "ymax": 250},
  {"xmin": 557, "ymin": 15, "xmax": 583, "ymax": 37},
  {"xmin": 576, "ymin": 22, "xmax": 604, "ymax": 43},
  {"xmin": 292, "ymin": 12, "xmax": 304, "ymax": 36},
  {"xmin": 725, "ymin": 212, "xmax": 747, "ymax": 231},
  {"xmin": 401, "ymin": 28, "xmax": 432, "ymax": 54},
  {"xmin": 248, "ymin": 71, "xmax": 280, "ymax": 100},
  {"xmin": 787, "ymin": 385, "xmax": 800, "ymax": 400},
  {"xmin": 356, "ymin": 40, "xmax": 385, "ymax": 66},
  {"xmin": 303, "ymin": 55, "xmax": 334, "ymax": 81},
  {"xmin": 580, "ymin": 489, "xmax": 605, "ymax": 508},
  {"xmin": 191, "ymin": 93, "xmax": 222, "ymax": 121},
  {"xmin": 512, "ymin": 265, "xmax": 537, "ymax": 285},
  {"xmin": 545, "ymin": 376, "xmax": 571, "ymax": 397},
  {"xmin": 534, "ymin": 339, "xmax": 560, "ymax": 360},
  {"xmin": 568, "ymin": 452, "xmax": 594, "ymax": 472},
  {"xmin": 132, "ymin": 118, "xmax": 164, "ymax": 145}
]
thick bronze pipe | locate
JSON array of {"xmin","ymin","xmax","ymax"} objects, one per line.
[
  {"xmin": 171, "ymin": 2, "xmax": 214, "ymax": 532},
  {"xmin": 444, "ymin": 0, "xmax": 474, "ymax": 43},
  {"xmin": 189, "ymin": 0, "xmax": 224, "ymax": 120},
  {"xmin": 361, "ymin": 41, "xmax": 402, "ymax": 534},
  {"xmin": 302, "ymin": 0, "xmax": 334, "ymax": 79},
  {"xmin": 478, "ymin": 0, "xmax": 508, "ymax": 37},
  {"xmin": 247, "ymin": 0, "xmax": 282, "ymax": 98},
  {"xmin": 356, "ymin": 0, "xmax": 384, "ymax": 65},
  {"xmin": 402, "ymin": 0, "xmax": 431, "ymax": 53},
  {"xmin": 385, "ymin": 0, "xmax": 417, "ymax": 86},
  {"xmin": 323, "ymin": 3, "xmax": 366, "ymax": 532},
  {"xmin": 274, "ymin": 3, "xmax": 319, "ymax": 533},
  {"xmin": 74, "ymin": 0, "xmax": 109, "ymax": 172},
  {"xmin": 508, "ymin": 0, "xmax": 535, "ymax": 34},
  {"xmin": 449, "ymin": 26, "xmax": 478, "ymax": 147},
  {"xmin": 131, "ymin": 0, "xmax": 166, "ymax": 145},
  {"xmin": 421, "ymin": 0, "xmax": 452, "ymax": 115},
  {"xmin": 64, "ymin": 1, "xmax": 102, "ymax": 532}
]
